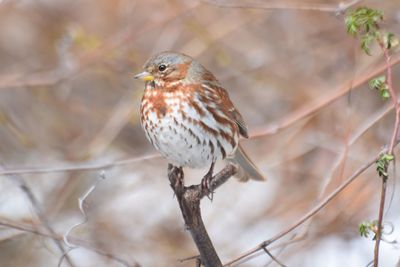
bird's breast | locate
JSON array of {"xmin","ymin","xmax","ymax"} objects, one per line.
[{"xmin": 140, "ymin": 86, "xmax": 239, "ymax": 168}]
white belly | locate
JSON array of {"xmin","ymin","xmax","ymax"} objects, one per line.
[{"xmin": 141, "ymin": 99, "xmax": 238, "ymax": 168}]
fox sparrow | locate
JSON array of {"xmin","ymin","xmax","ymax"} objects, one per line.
[{"xmin": 135, "ymin": 52, "xmax": 265, "ymax": 186}]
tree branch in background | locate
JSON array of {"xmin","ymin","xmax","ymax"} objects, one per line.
[
  {"xmin": 0, "ymin": 154, "xmax": 159, "ymax": 175},
  {"xmin": 201, "ymin": 0, "xmax": 361, "ymax": 12}
]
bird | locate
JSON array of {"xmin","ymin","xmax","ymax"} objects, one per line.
[{"xmin": 134, "ymin": 51, "xmax": 265, "ymax": 188}]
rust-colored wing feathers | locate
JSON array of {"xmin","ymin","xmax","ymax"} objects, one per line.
[
  {"xmin": 202, "ymin": 79, "xmax": 249, "ymax": 138},
  {"xmin": 200, "ymin": 77, "xmax": 266, "ymax": 182}
]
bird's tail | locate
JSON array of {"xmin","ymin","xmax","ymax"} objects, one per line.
[{"xmin": 228, "ymin": 144, "xmax": 266, "ymax": 182}]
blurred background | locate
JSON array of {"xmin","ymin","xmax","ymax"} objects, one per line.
[{"xmin": 0, "ymin": 0, "xmax": 399, "ymax": 266}]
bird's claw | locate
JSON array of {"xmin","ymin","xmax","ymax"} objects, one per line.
[{"xmin": 201, "ymin": 173, "xmax": 214, "ymax": 200}]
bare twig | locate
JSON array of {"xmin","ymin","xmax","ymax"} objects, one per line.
[
  {"xmin": 168, "ymin": 163, "xmax": 237, "ymax": 267},
  {"xmin": 200, "ymin": 0, "xmax": 362, "ymax": 13},
  {"xmin": 178, "ymin": 255, "xmax": 201, "ymax": 263},
  {"xmin": 0, "ymin": 154, "xmax": 159, "ymax": 175},
  {"xmin": 58, "ymin": 171, "xmax": 106, "ymax": 267},
  {"xmin": 262, "ymin": 247, "xmax": 287, "ymax": 267},
  {"xmin": 374, "ymin": 43, "xmax": 399, "ymax": 267}
]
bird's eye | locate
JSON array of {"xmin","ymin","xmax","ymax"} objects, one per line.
[{"xmin": 158, "ymin": 64, "xmax": 167, "ymax": 72}]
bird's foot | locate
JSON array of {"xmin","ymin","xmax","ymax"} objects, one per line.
[
  {"xmin": 201, "ymin": 172, "xmax": 215, "ymax": 201},
  {"xmin": 201, "ymin": 162, "xmax": 215, "ymax": 200}
]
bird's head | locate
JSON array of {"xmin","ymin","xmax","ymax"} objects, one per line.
[{"xmin": 134, "ymin": 51, "xmax": 218, "ymax": 87}]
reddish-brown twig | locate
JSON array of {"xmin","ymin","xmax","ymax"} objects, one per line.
[{"xmin": 374, "ymin": 43, "xmax": 399, "ymax": 267}]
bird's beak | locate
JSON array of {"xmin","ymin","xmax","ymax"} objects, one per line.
[{"xmin": 134, "ymin": 71, "xmax": 154, "ymax": 81}]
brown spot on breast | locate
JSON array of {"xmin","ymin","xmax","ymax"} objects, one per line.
[
  {"xmin": 142, "ymin": 89, "xmax": 168, "ymax": 119},
  {"xmin": 217, "ymin": 140, "xmax": 226, "ymax": 158},
  {"xmin": 181, "ymin": 123, "xmax": 201, "ymax": 145},
  {"xmin": 190, "ymin": 129, "xmax": 201, "ymax": 145},
  {"xmin": 152, "ymin": 93, "xmax": 167, "ymax": 118},
  {"xmin": 159, "ymin": 106, "xmax": 166, "ymax": 116},
  {"xmin": 209, "ymin": 140, "xmax": 214, "ymax": 155},
  {"xmin": 181, "ymin": 110, "xmax": 187, "ymax": 120}
]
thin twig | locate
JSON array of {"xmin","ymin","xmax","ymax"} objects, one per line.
[
  {"xmin": 0, "ymin": 154, "xmax": 159, "ymax": 175},
  {"xmin": 235, "ymin": 236, "xmax": 306, "ymax": 267},
  {"xmin": 58, "ymin": 171, "xmax": 107, "ymax": 267},
  {"xmin": 201, "ymin": 0, "xmax": 362, "ymax": 13},
  {"xmin": 261, "ymin": 247, "xmax": 287, "ymax": 267},
  {"xmin": 374, "ymin": 43, "xmax": 399, "ymax": 267},
  {"xmin": 178, "ymin": 254, "xmax": 201, "ymax": 263}
]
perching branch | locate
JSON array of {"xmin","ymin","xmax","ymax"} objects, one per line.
[{"xmin": 168, "ymin": 163, "xmax": 237, "ymax": 267}]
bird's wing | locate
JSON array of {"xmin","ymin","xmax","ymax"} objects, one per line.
[{"xmin": 201, "ymin": 81, "xmax": 249, "ymax": 138}]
